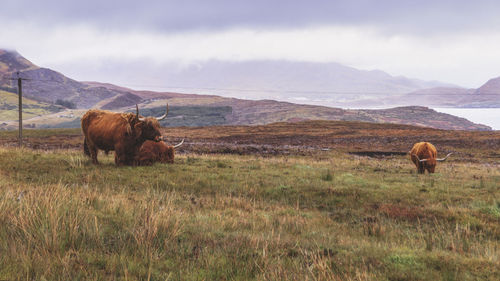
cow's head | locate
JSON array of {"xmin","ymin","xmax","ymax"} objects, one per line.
[
  {"xmin": 134, "ymin": 104, "xmax": 168, "ymax": 142},
  {"xmin": 414, "ymin": 152, "xmax": 452, "ymax": 174},
  {"xmin": 161, "ymin": 146, "xmax": 175, "ymax": 164},
  {"xmin": 162, "ymin": 139, "xmax": 184, "ymax": 164},
  {"xmin": 425, "ymin": 159, "xmax": 437, "ymax": 173}
]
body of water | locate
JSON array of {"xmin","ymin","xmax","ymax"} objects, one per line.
[{"xmin": 434, "ymin": 108, "xmax": 500, "ymax": 130}]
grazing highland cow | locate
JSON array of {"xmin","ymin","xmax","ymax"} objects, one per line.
[
  {"xmin": 410, "ymin": 142, "xmax": 452, "ymax": 174},
  {"xmin": 134, "ymin": 139, "xmax": 184, "ymax": 166},
  {"xmin": 81, "ymin": 104, "xmax": 168, "ymax": 165}
]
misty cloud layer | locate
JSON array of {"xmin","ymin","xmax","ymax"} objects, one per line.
[
  {"xmin": 3, "ymin": 0, "xmax": 500, "ymax": 34},
  {"xmin": 1, "ymin": 0, "xmax": 500, "ymax": 89}
]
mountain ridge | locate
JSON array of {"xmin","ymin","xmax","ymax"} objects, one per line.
[
  {"xmin": 0, "ymin": 49, "xmax": 493, "ymax": 130},
  {"xmin": 130, "ymin": 59, "xmax": 454, "ymax": 99},
  {"xmin": 0, "ymin": 50, "xmax": 142, "ymax": 109}
]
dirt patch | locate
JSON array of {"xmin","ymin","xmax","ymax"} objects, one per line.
[{"xmin": 348, "ymin": 151, "xmax": 408, "ymax": 158}]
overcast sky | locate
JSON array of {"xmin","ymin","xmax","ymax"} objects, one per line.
[{"xmin": 1, "ymin": 0, "xmax": 500, "ymax": 88}]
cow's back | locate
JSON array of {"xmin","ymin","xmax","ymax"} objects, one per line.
[
  {"xmin": 81, "ymin": 110, "xmax": 101, "ymax": 135},
  {"xmin": 82, "ymin": 110, "xmax": 134, "ymax": 152},
  {"xmin": 412, "ymin": 142, "xmax": 437, "ymax": 159}
]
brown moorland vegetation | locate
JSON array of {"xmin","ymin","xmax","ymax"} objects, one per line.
[
  {"xmin": 1, "ymin": 120, "xmax": 499, "ymax": 159},
  {"xmin": 0, "ymin": 120, "xmax": 499, "ymax": 280}
]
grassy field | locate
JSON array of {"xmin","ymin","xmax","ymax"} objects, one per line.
[{"xmin": 0, "ymin": 132, "xmax": 499, "ymax": 280}]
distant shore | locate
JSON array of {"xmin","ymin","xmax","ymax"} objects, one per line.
[{"xmin": 434, "ymin": 108, "xmax": 500, "ymax": 130}]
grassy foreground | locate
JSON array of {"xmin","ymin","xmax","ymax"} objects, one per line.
[{"xmin": 0, "ymin": 147, "xmax": 499, "ymax": 280}]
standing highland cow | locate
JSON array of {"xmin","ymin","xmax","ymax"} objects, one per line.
[
  {"xmin": 81, "ymin": 104, "xmax": 168, "ymax": 165},
  {"xmin": 134, "ymin": 139, "xmax": 184, "ymax": 165},
  {"xmin": 410, "ymin": 142, "xmax": 452, "ymax": 174}
]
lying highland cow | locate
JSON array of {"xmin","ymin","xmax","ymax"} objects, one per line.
[
  {"xmin": 410, "ymin": 142, "xmax": 452, "ymax": 174},
  {"xmin": 81, "ymin": 104, "xmax": 168, "ymax": 165},
  {"xmin": 134, "ymin": 139, "xmax": 184, "ymax": 165}
]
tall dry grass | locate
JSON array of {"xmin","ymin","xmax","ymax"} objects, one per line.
[{"xmin": 0, "ymin": 147, "xmax": 499, "ymax": 280}]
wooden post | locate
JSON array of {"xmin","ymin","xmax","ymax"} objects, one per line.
[
  {"xmin": 18, "ymin": 75, "xmax": 22, "ymax": 147},
  {"xmin": 6, "ymin": 72, "xmax": 27, "ymax": 147}
]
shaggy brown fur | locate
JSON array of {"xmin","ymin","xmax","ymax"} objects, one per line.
[
  {"xmin": 134, "ymin": 140, "xmax": 175, "ymax": 166},
  {"xmin": 410, "ymin": 142, "xmax": 438, "ymax": 174},
  {"xmin": 81, "ymin": 109, "xmax": 163, "ymax": 166}
]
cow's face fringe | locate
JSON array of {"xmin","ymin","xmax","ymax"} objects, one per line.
[{"xmin": 135, "ymin": 117, "xmax": 162, "ymax": 142}]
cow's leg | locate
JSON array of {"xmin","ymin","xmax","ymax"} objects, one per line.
[
  {"xmin": 121, "ymin": 148, "xmax": 135, "ymax": 166},
  {"xmin": 126, "ymin": 146, "xmax": 141, "ymax": 166},
  {"xmin": 114, "ymin": 143, "xmax": 124, "ymax": 166},
  {"xmin": 114, "ymin": 150, "xmax": 126, "ymax": 166},
  {"xmin": 86, "ymin": 139, "xmax": 99, "ymax": 164},
  {"xmin": 114, "ymin": 144, "xmax": 133, "ymax": 166},
  {"xmin": 125, "ymin": 151, "xmax": 137, "ymax": 166},
  {"xmin": 417, "ymin": 163, "xmax": 425, "ymax": 174},
  {"xmin": 138, "ymin": 158, "xmax": 153, "ymax": 166},
  {"xmin": 83, "ymin": 137, "xmax": 90, "ymax": 156},
  {"xmin": 114, "ymin": 153, "xmax": 128, "ymax": 166}
]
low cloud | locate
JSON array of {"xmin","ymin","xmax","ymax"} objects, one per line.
[
  {"xmin": 2, "ymin": 23, "xmax": 500, "ymax": 88},
  {"xmin": 3, "ymin": 0, "xmax": 500, "ymax": 35},
  {"xmin": 2, "ymin": 1, "xmax": 500, "ymax": 89}
]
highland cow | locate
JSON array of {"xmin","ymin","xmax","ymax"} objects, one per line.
[
  {"xmin": 410, "ymin": 142, "xmax": 452, "ymax": 174},
  {"xmin": 81, "ymin": 104, "xmax": 168, "ymax": 165},
  {"xmin": 134, "ymin": 139, "xmax": 184, "ymax": 165}
]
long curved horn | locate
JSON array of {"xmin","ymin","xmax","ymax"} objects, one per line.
[
  {"xmin": 136, "ymin": 104, "xmax": 145, "ymax": 121},
  {"xmin": 412, "ymin": 154, "xmax": 428, "ymax": 162},
  {"xmin": 437, "ymin": 152, "xmax": 452, "ymax": 162},
  {"xmin": 173, "ymin": 139, "xmax": 184, "ymax": 148},
  {"xmin": 156, "ymin": 104, "xmax": 169, "ymax": 121}
]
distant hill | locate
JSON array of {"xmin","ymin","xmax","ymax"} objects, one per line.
[
  {"xmin": 81, "ymin": 58, "xmax": 500, "ymax": 108},
  {"xmin": 5, "ymin": 95, "xmax": 488, "ymax": 130},
  {"xmin": 400, "ymin": 79, "xmax": 500, "ymax": 108},
  {"xmin": 403, "ymin": 87, "xmax": 475, "ymax": 107},
  {"xmin": 344, "ymin": 78, "xmax": 500, "ymax": 108},
  {"xmin": 0, "ymin": 50, "xmax": 37, "ymax": 74},
  {"xmin": 0, "ymin": 50, "xmax": 141, "ymax": 109},
  {"xmin": 0, "ymin": 49, "xmax": 493, "ymax": 130},
  {"xmin": 341, "ymin": 80, "xmax": 500, "ymax": 108},
  {"xmin": 134, "ymin": 60, "xmax": 452, "ymax": 101},
  {"xmin": 319, "ymin": 87, "xmax": 473, "ymax": 108},
  {"xmin": 361, "ymin": 87, "xmax": 475, "ymax": 108},
  {"xmin": 459, "ymin": 77, "xmax": 500, "ymax": 107}
]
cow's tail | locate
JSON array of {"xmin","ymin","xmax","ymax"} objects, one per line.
[{"xmin": 83, "ymin": 137, "xmax": 90, "ymax": 156}]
